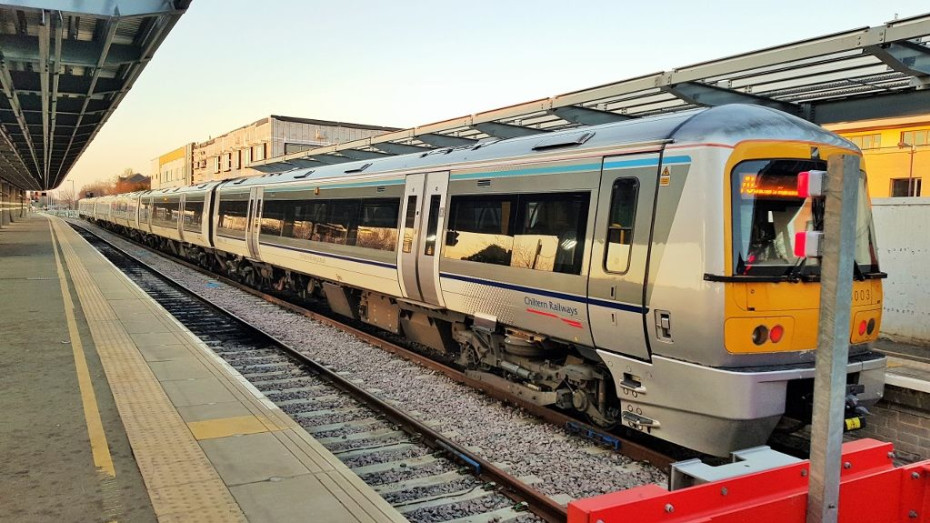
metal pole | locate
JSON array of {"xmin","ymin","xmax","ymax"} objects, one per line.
[
  {"xmin": 908, "ymin": 145, "xmax": 916, "ymax": 196},
  {"xmin": 807, "ymin": 154, "xmax": 860, "ymax": 523}
]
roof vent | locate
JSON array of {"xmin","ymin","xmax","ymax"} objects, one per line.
[
  {"xmin": 472, "ymin": 138, "xmax": 501, "ymax": 150},
  {"xmin": 345, "ymin": 163, "xmax": 372, "ymax": 174},
  {"xmin": 532, "ymin": 131, "xmax": 595, "ymax": 151}
]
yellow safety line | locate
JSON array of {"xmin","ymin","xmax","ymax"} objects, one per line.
[{"xmin": 49, "ymin": 220, "xmax": 116, "ymax": 478}]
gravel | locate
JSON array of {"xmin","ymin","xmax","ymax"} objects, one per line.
[{"xmin": 86, "ymin": 223, "xmax": 667, "ymax": 502}]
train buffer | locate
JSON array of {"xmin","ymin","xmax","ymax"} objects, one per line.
[{"xmin": 568, "ymin": 438, "xmax": 930, "ymax": 522}]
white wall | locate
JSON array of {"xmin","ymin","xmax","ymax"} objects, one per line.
[{"xmin": 872, "ymin": 198, "xmax": 930, "ymax": 343}]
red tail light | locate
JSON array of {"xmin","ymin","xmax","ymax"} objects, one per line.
[
  {"xmin": 769, "ymin": 325, "xmax": 784, "ymax": 343},
  {"xmin": 858, "ymin": 320, "xmax": 867, "ymax": 336}
]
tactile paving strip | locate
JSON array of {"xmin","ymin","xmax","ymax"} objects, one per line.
[{"xmin": 52, "ymin": 220, "xmax": 246, "ymax": 522}]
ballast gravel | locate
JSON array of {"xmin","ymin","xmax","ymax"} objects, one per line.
[{"xmin": 89, "ymin": 224, "xmax": 667, "ymax": 502}]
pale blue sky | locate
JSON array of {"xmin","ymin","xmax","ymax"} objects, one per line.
[{"xmin": 65, "ymin": 0, "xmax": 930, "ymax": 190}]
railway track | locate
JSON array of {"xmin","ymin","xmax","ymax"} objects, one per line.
[{"xmin": 74, "ymin": 225, "xmax": 564, "ymax": 523}]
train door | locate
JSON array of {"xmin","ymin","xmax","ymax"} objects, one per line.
[
  {"xmin": 245, "ymin": 186, "xmax": 264, "ymax": 259},
  {"xmin": 177, "ymin": 194, "xmax": 187, "ymax": 241},
  {"xmin": 587, "ymin": 153, "xmax": 660, "ymax": 361},
  {"xmin": 397, "ymin": 171, "xmax": 449, "ymax": 306}
]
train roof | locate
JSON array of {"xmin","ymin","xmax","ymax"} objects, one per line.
[{"xmin": 216, "ymin": 104, "xmax": 855, "ymax": 190}]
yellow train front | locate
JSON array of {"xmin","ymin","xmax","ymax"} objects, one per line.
[{"xmin": 598, "ymin": 105, "xmax": 885, "ymax": 456}]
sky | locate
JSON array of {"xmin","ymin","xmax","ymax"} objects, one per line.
[{"xmin": 62, "ymin": 0, "xmax": 930, "ymax": 191}]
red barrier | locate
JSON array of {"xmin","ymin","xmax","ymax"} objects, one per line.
[{"xmin": 569, "ymin": 439, "xmax": 930, "ymax": 522}]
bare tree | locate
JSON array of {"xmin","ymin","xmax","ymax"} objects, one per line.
[
  {"xmin": 58, "ymin": 185, "xmax": 76, "ymax": 210},
  {"xmin": 80, "ymin": 178, "xmax": 115, "ymax": 198}
]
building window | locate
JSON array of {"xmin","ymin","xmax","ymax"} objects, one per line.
[
  {"xmin": 848, "ymin": 134, "xmax": 881, "ymax": 150},
  {"xmin": 243, "ymin": 148, "xmax": 252, "ymax": 166},
  {"xmin": 253, "ymin": 143, "xmax": 266, "ymax": 162},
  {"xmin": 213, "ymin": 157, "xmax": 220, "ymax": 173},
  {"xmin": 890, "ymin": 178, "xmax": 922, "ymax": 197},
  {"xmin": 901, "ymin": 130, "xmax": 929, "ymax": 147}
]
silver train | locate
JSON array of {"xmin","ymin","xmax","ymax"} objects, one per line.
[{"xmin": 80, "ymin": 105, "xmax": 886, "ymax": 456}]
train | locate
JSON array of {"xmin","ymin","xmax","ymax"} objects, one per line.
[{"xmin": 79, "ymin": 104, "xmax": 886, "ymax": 456}]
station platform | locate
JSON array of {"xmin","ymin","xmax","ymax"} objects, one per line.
[
  {"xmin": 0, "ymin": 214, "xmax": 405, "ymax": 522},
  {"xmin": 876, "ymin": 339, "xmax": 930, "ymax": 394}
]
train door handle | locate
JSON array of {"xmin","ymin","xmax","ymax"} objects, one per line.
[
  {"xmin": 655, "ymin": 310, "xmax": 673, "ymax": 342},
  {"xmin": 619, "ymin": 373, "xmax": 646, "ymax": 394}
]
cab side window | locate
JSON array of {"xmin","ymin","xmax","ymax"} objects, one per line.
[{"xmin": 604, "ymin": 178, "xmax": 638, "ymax": 273}]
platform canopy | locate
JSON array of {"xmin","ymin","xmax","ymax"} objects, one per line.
[
  {"xmin": 253, "ymin": 13, "xmax": 930, "ymax": 173},
  {"xmin": 0, "ymin": 0, "xmax": 190, "ymax": 191}
]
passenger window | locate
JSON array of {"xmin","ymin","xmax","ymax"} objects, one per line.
[
  {"xmin": 217, "ymin": 198, "xmax": 249, "ymax": 237},
  {"xmin": 260, "ymin": 199, "xmax": 285, "ymax": 236},
  {"xmin": 444, "ymin": 195, "xmax": 515, "ymax": 266},
  {"xmin": 152, "ymin": 197, "xmax": 181, "ymax": 228},
  {"xmin": 605, "ymin": 179, "xmax": 639, "ymax": 273},
  {"xmin": 258, "ymin": 196, "xmax": 400, "ymax": 251},
  {"xmin": 183, "ymin": 198, "xmax": 204, "ymax": 233},
  {"xmin": 314, "ymin": 200, "xmax": 359, "ymax": 245},
  {"xmin": 402, "ymin": 195, "xmax": 417, "ymax": 253},
  {"xmin": 445, "ymin": 191, "xmax": 589, "ymax": 274},
  {"xmin": 357, "ymin": 198, "xmax": 399, "ymax": 251},
  {"xmin": 512, "ymin": 192, "xmax": 589, "ymax": 274},
  {"xmin": 423, "ymin": 195, "xmax": 441, "ymax": 256}
]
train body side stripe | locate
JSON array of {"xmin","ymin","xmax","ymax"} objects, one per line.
[
  {"xmin": 603, "ymin": 155, "xmax": 691, "ymax": 170},
  {"xmin": 449, "ymin": 155, "xmax": 691, "ymax": 181},
  {"xmin": 439, "ymin": 272, "xmax": 647, "ymax": 314}
]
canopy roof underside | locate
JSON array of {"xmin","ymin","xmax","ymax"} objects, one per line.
[{"xmin": 0, "ymin": 0, "xmax": 190, "ymax": 191}]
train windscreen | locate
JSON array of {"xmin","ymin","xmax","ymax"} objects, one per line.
[{"xmin": 730, "ymin": 159, "xmax": 879, "ymax": 278}]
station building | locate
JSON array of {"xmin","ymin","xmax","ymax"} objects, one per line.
[
  {"xmin": 151, "ymin": 116, "xmax": 397, "ymax": 189},
  {"xmin": 827, "ymin": 115, "xmax": 930, "ymax": 198},
  {"xmin": 152, "ymin": 143, "xmax": 194, "ymax": 189}
]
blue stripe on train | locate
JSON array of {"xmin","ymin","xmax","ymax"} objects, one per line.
[{"xmin": 449, "ymin": 155, "xmax": 691, "ymax": 181}]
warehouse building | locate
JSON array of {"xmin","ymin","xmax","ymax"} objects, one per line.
[{"xmin": 151, "ymin": 116, "xmax": 397, "ymax": 189}]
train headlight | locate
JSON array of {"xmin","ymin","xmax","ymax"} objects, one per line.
[
  {"xmin": 797, "ymin": 170, "xmax": 827, "ymax": 198},
  {"xmin": 867, "ymin": 318, "xmax": 876, "ymax": 335},
  {"xmin": 752, "ymin": 325, "xmax": 768, "ymax": 345},
  {"xmin": 794, "ymin": 231, "xmax": 823, "ymax": 258}
]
